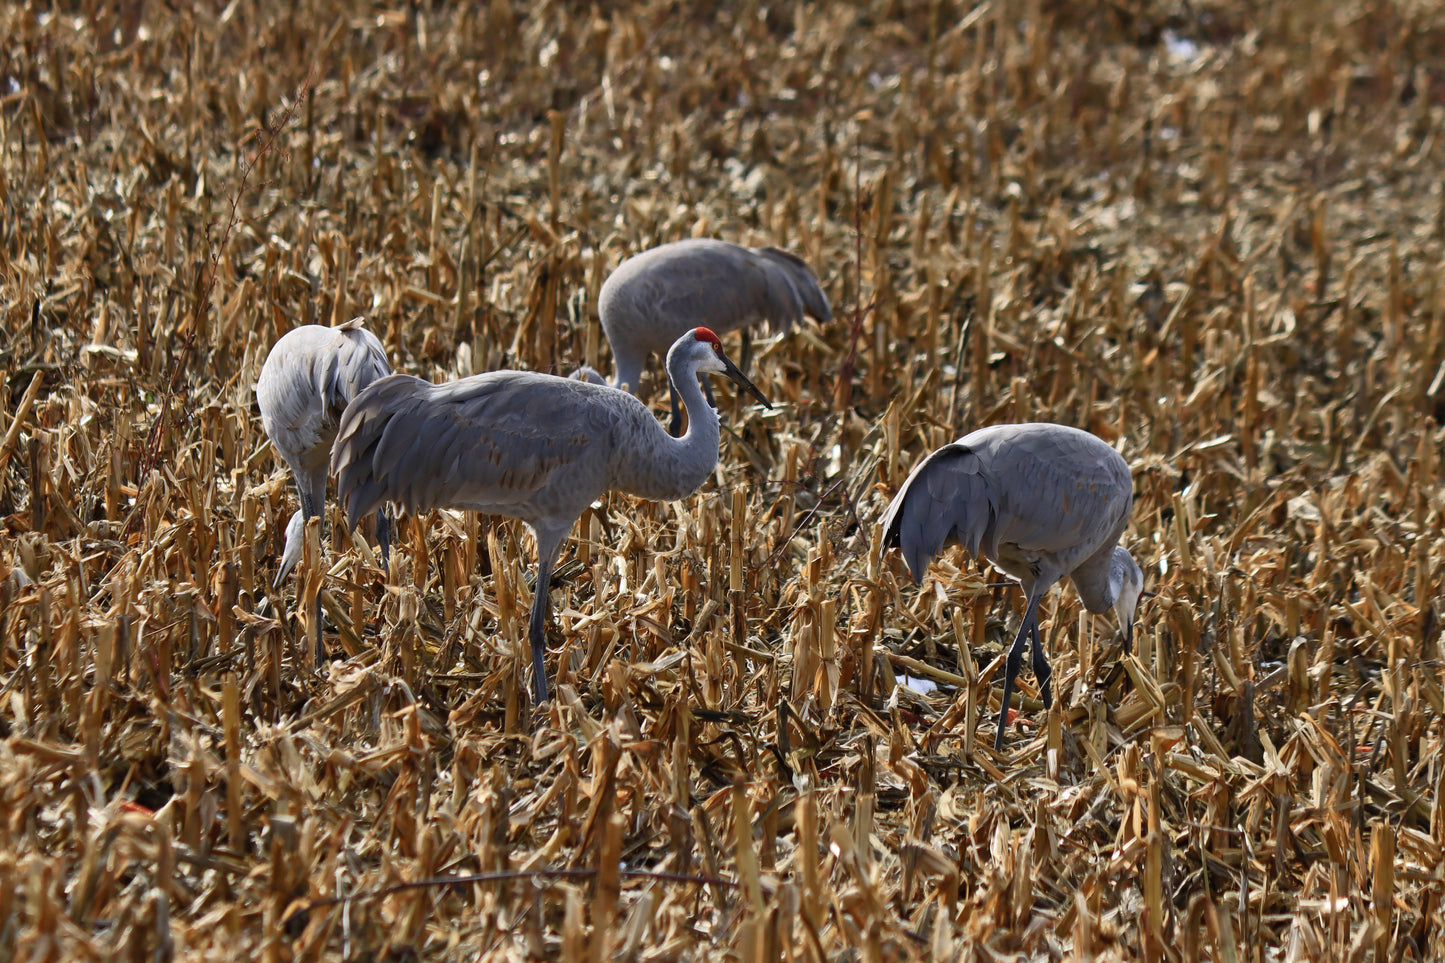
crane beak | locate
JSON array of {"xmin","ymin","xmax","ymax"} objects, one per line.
[{"xmin": 719, "ymin": 354, "xmax": 772, "ymax": 409}]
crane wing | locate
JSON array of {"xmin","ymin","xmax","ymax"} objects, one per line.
[
  {"xmin": 332, "ymin": 372, "xmax": 617, "ymax": 525},
  {"xmin": 625, "ymin": 242, "xmax": 809, "ymax": 336},
  {"xmin": 755, "ymin": 247, "xmax": 833, "ymax": 326},
  {"xmin": 255, "ymin": 347, "xmax": 325, "ymax": 452},
  {"xmin": 255, "ymin": 323, "xmax": 392, "ymax": 462},
  {"xmin": 880, "ymin": 443, "xmax": 996, "ymax": 583},
  {"xmin": 639, "ymin": 252, "xmax": 803, "ymax": 336}
]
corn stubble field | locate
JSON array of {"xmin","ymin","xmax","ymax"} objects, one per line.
[{"xmin": 3, "ymin": 0, "xmax": 1445, "ymax": 959}]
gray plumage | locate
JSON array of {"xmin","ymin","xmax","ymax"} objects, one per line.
[
  {"xmin": 255, "ymin": 320, "xmax": 393, "ymax": 659},
  {"xmin": 332, "ymin": 327, "xmax": 771, "ymax": 705},
  {"xmin": 574, "ymin": 239, "xmax": 830, "ymax": 434},
  {"xmin": 881, "ymin": 423, "xmax": 1143, "ymax": 750}
]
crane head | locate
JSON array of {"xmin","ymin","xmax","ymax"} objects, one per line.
[
  {"xmin": 274, "ymin": 509, "xmax": 306, "ymax": 590},
  {"xmin": 686, "ymin": 327, "xmax": 772, "ymax": 408},
  {"xmin": 1111, "ymin": 547, "xmax": 1144, "ymax": 651}
]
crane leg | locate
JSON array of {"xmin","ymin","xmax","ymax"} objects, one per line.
[
  {"xmin": 1029, "ymin": 621, "xmax": 1052, "ymax": 709},
  {"xmin": 526, "ymin": 557, "xmax": 553, "ymax": 706},
  {"xmin": 375, "ymin": 508, "xmax": 392, "ymax": 577},
  {"xmin": 313, "ymin": 596, "xmax": 324, "ymax": 667},
  {"xmin": 526, "ymin": 526, "xmax": 568, "ymax": 706},
  {"xmin": 995, "ymin": 590, "xmax": 1044, "ymax": 752},
  {"xmin": 738, "ymin": 327, "xmax": 752, "ymax": 374}
]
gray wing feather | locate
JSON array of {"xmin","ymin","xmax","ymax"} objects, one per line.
[
  {"xmin": 601, "ymin": 239, "xmax": 831, "ymax": 354},
  {"xmin": 881, "ymin": 443, "xmax": 996, "ymax": 583},
  {"xmin": 257, "ymin": 322, "xmax": 391, "ymax": 476},
  {"xmin": 755, "ymin": 246, "xmax": 833, "ymax": 326},
  {"xmin": 324, "ymin": 322, "xmax": 391, "ymax": 413}
]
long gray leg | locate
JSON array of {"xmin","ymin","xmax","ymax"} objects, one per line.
[
  {"xmin": 1029, "ymin": 621, "xmax": 1052, "ymax": 709},
  {"xmin": 739, "ymin": 326, "xmax": 753, "ymax": 373},
  {"xmin": 374, "ymin": 508, "xmax": 392, "ymax": 575},
  {"xmin": 527, "ymin": 523, "xmax": 570, "ymax": 706},
  {"xmin": 995, "ymin": 589, "xmax": 1044, "ymax": 752}
]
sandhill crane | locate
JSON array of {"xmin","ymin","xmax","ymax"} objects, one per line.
[
  {"xmin": 880, "ymin": 423, "xmax": 1143, "ymax": 751},
  {"xmin": 332, "ymin": 326, "xmax": 771, "ymax": 705},
  {"xmin": 573, "ymin": 239, "xmax": 831, "ymax": 435},
  {"xmin": 256, "ymin": 319, "xmax": 393, "ymax": 660}
]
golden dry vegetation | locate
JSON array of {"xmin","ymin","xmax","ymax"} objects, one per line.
[{"xmin": 2, "ymin": 0, "xmax": 1445, "ymax": 959}]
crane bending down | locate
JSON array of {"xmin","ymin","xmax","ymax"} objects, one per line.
[
  {"xmin": 256, "ymin": 320, "xmax": 393, "ymax": 660},
  {"xmin": 573, "ymin": 239, "xmax": 830, "ymax": 435},
  {"xmin": 332, "ymin": 327, "xmax": 772, "ymax": 705},
  {"xmin": 881, "ymin": 423, "xmax": 1143, "ymax": 751}
]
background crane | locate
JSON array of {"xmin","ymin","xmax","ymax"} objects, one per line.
[
  {"xmin": 573, "ymin": 238, "xmax": 830, "ymax": 434},
  {"xmin": 255, "ymin": 319, "xmax": 393, "ymax": 661},
  {"xmin": 332, "ymin": 326, "xmax": 771, "ymax": 705},
  {"xmin": 881, "ymin": 422, "xmax": 1143, "ymax": 751}
]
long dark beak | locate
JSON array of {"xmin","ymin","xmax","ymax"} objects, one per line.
[{"xmin": 720, "ymin": 353, "xmax": 772, "ymax": 408}]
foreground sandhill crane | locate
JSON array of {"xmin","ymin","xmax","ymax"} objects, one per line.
[
  {"xmin": 573, "ymin": 239, "xmax": 831, "ymax": 435},
  {"xmin": 332, "ymin": 327, "xmax": 771, "ymax": 705},
  {"xmin": 256, "ymin": 320, "xmax": 393, "ymax": 660},
  {"xmin": 881, "ymin": 423, "xmax": 1143, "ymax": 751}
]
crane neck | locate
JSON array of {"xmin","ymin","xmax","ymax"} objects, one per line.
[
  {"xmin": 605, "ymin": 340, "xmax": 731, "ymax": 503},
  {"xmin": 669, "ymin": 344, "xmax": 721, "ymax": 436},
  {"xmin": 1072, "ymin": 545, "xmax": 1132, "ymax": 615},
  {"xmin": 610, "ymin": 345, "xmax": 721, "ymax": 502},
  {"xmin": 612, "ymin": 355, "xmax": 645, "ymax": 396}
]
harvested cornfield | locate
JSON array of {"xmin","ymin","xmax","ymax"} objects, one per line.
[{"xmin": 3, "ymin": 0, "xmax": 1444, "ymax": 958}]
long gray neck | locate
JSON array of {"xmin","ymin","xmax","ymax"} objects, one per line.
[
  {"xmin": 612, "ymin": 348, "xmax": 719, "ymax": 501},
  {"xmin": 1071, "ymin": 546, "xmax": 1130, "ymax": 615}
]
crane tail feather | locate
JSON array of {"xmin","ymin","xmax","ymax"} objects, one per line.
[
  {"xmin": 757, "ymin": 247, "xmax": 834, "ymax": 326},
  {"xmin": 332, "ymin": 374, "xmax": 434, "ymax": 527}
]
